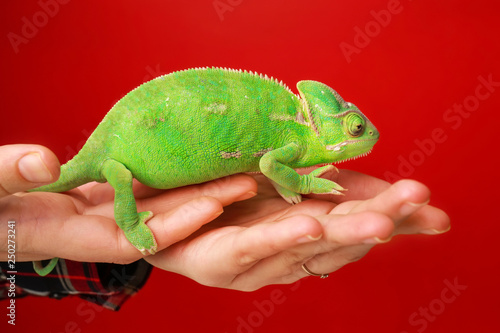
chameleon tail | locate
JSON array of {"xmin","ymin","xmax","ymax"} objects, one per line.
[
  {"xmin": 30, "ymin": 143, "xmax": 102, "ymax": 193},
  {"xmin": 30, "ymin": 157, "xmax": 96, "ymax": 192},
  {"xmin": 33, "ymin": 258, "xmax": 59, "ymax": 276}
]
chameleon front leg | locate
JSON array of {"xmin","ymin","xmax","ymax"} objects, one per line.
[
  {"xmin": 101, "ymin": 159, "xmax": 157, "ymax": 255},
  {"xmin": 259, "ymin": 143, "xmax": 345, "ymax": 204}
]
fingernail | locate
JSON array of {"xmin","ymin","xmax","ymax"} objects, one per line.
[
  {"xmin": 211, "ymin": 209, "xmax": 224, "ymax": 219},
  {"xmin": 235, "ymin": 191, "xmax": 257, "ymax": 202},
  {"xmin": 400, "ymin": 199, "xmax": 430, "ymax": 216},
  {"xmin": 406, "ymin": 199, "xmax": 430, "ymax": 207},
  {"xmin": 363, "ymin": 236, "xmax": 392, "ymax": 244},
  {"xmin": 18, "ymin": 153, "xmax": 54, "ymax": 183},
  {"xmin": 297, "ymin": 233, "xmax": 323, "ymax": 243},
  {"xmin": 420, "ymin": 225, "xmax": 451, "ymax": 235}
]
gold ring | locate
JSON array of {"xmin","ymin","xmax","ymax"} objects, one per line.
[{"xmin": 301, "ymin": 263, "xmax": 329, "ymax": 279}]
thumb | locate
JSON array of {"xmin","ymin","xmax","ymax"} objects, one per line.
[{"xmin": 0, "ymin": 144, "xmax": 60, "ymax": 197}]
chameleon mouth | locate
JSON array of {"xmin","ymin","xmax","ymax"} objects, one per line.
[
  {"xmin": 325, "ymin": 138, "xmax": 378, "ymax": 152},
  {"xmin": 335, "ymin": 148, "xmax": 373, "ymax": 163},
  {"xmin": 311, "ymin": 149, "xmax": 373, "ymax": 168}
]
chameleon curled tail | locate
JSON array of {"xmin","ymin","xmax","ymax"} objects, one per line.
[{"xmin": 33, "ymin": 259, "xmax": 59, "ymax": 276}]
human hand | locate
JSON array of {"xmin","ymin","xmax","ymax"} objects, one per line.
[
  {"xmin": 0, "ymin": 143, "xmax": 450, "ymax": 292},
  {"xmin": 146, "ymin": 169, "xmax": 450, "ymax": 291},
  {"xmin": 0, "ymin": 144, "xmax": 256, "ymax": 264}
]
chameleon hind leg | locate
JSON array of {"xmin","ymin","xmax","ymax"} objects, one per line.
[
  {"xmin": 101, "ymin": 159, "xmax": 157, "ymax": 255},
  {"xmin": 33, "ymin": 258, "xmax": 59, "ymax": 276}
]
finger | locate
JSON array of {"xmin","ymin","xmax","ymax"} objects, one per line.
[
  {"xmin": 81, "ymin": 180, "xmax": 165, "ymax": 204},
  {"xmin": 294, "ymin": 212, "xmax": 392, "ymax": 278},
  {"xmin": 145, "ymin": 196, "xmax": 224, "ymax": 252},
  {"xmin": 335, "ymin": 179, "xmax": 432, "ymax": 226},
  {"xmin": 230, "ymin": 215, "xmax": 323, "ymax": 269},
  {"xmin": 83, "ymin": 174, "xmax": 258, "ymax": 211},
  {"xmin": 24, "ymin": 196, "xmax": 223, "ymax": 264},
  {"xmin": 318, "ymin": 211, "xmax": 395, "ymax": 245},
  {"xmin": 155, "ymin": 215, "xmax": 324, "ymax": 290},
  {"xmin": 154, "ymin": 174, "xmax": 258, "ymax": 206},
  {"xmin": 236, "ymin": 211, "xmax": 394, "ymax": 287},
  {"xmin": 0, "ymin": 144, "xmax": 60, "ymax": 197},
  {"xmin": 302, "ymin": 206, "xmax": 450, "ymax": 277},
  {"xmin": 395, "ymin": 204, "xmax": 451, "ymax": 235},
  {"xmin": 300, "ymin": 244, "xmax": 371, "ymax": 278},
  {"xmin": 306, "ymin": 169, "xmax": 391, "ymax": 203},
  {"xmin": 214, "ymin": 216, "xmax": 321, "ymax": 291}
]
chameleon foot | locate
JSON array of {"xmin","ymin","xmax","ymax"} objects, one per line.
[
  {"xmin": 306, "ymin": 166, "xmax": 346, "ymax": 195},
  {"xmin": 270, "ymin": 165, "xmax": 346, "ymax": 203},
  {"xmin": 124, "ymin": 211, "xmax": 158, "ymax": 255}
]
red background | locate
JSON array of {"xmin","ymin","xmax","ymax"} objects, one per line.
[{"xmin": 1, "ymin": 0, "xmax": 499, "ymax": 332}]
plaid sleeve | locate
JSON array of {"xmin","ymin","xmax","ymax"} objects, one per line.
[{"xmin": 0, "ymin": 259, "xmax": 152, "ymax": 311}]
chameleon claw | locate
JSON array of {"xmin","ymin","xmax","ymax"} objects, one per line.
[
  {"xmin": 330, "ymin": 189, "xmax": 345, "ymax": 196},
  {"xmin": 138, "ymin": 246, "xmax": 157, "ymax": 256},
  {"xmin": 323, "ymin": 164, "xmax": 340, "ymax": 175},
  {"xmin": 309, "ymin": 164, "xmax": 339, "ymax": 178},
  {"xmin": 331, "ymin": 181, "xmax": 346, "ymax": 192},
  {"xmin": 285, "ymin": 195, "xmax": 303, "ymax": 205}
]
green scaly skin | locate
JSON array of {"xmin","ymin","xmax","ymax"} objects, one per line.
[{"xmin": 31, "ymin": 67, "xmax": 379, "ymax": 275}]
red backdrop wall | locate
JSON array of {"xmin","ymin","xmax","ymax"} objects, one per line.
[{"xmin": 1, "ymin": 0, "xmax": 499, "ymax": 332}]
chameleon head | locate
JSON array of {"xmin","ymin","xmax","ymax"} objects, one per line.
[{"xmin": 297, "ymin": 80, "xmax": 380, "ymax": 163}]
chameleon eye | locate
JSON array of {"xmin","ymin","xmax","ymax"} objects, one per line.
[{"xmin": 344, "ymin": 113, "xmax": 365, "ymax": 137}]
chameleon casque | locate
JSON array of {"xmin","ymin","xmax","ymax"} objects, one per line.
[{"xmin": 32, "ymin": 67, "xmax": 379, "ymax": 275}]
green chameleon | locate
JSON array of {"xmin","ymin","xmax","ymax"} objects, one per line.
[{"xmin": 31, "ymin": 67, "xmax": 379, "ymax": 275}]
